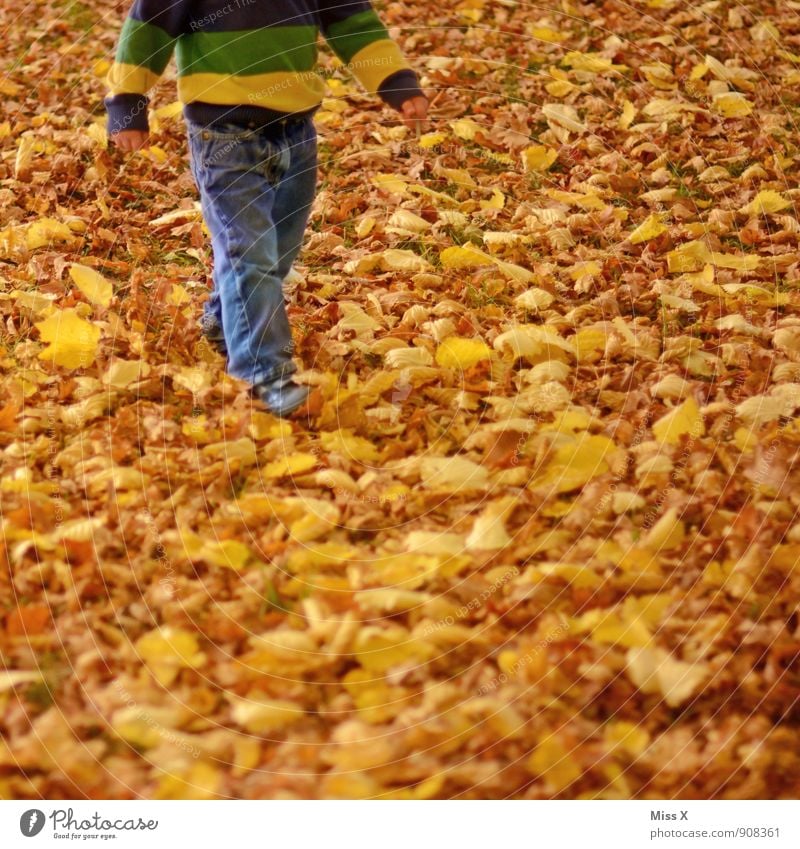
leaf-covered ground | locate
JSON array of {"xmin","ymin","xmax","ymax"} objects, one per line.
[{"xmin": 2, "ymin": 0, "xmax": 800, "ymax": 799}]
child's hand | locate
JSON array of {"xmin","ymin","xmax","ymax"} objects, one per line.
[
  {"xmin": 111, "ymin": 130, "xmax": 150, "ymax": 151},
  {"xmin": 400, "ymin": 96, "xmax": 429, "ymax": 133}
]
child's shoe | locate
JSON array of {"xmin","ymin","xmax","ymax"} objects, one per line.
[
  {"xmin": 198, "ymin": 313, "xmax": 227, "ymax": 357},
  {"xmin": 252, "ymin": 373, "xmax": 310, "ymax": 418}
]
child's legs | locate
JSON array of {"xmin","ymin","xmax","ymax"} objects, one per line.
[
  {"xmin": 192, "ymin": 118, "xmax": 317, "ymax": 362},
  {"xmin": 188, "ymin": 123, "xmax": 298, "ymax": 385},
  {"xmin": 272, "ymin": 117, "xmax": 318, "ymax": 282}
]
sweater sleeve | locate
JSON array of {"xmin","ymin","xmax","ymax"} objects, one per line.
[
  {"xmin": 317, "ymin": 1, "xmax": 423, "ymax": 110},
  {"xmin": 105, "ymin": 1, "xmax": 188, "ymax": 134}
]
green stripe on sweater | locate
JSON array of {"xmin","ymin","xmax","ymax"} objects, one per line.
[
  {"xmin": 323, "ymin": 9, "xmax": 388, "ymax": 64},
  {"xmin": 177, "ymin": 27, "xmax": 318, "ymax": 76},
  {"xmin": 116, "ymin": 18, "xmax": 176, "ymax": 74}
]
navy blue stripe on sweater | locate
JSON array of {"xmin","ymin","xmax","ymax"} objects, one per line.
[
  {"xmin": 317, "ymin": 0, "xmax": 373, "ymax": 27},
  {"xmin": 184, "ymin": 0, "xmax": 318, "ymax": 32},
  {"xmin": 129, "ymin": 0, "xmax": 187, "ymax": 37}
]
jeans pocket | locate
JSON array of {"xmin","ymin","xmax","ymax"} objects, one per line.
[{"xmin": 201, "ymin": 123, "xmax": 258, "ymax": 141}]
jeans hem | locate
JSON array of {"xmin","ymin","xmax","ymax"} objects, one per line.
[{"xmin": 251, "ymin": 360, "xmax": 298, "ymax": 388}]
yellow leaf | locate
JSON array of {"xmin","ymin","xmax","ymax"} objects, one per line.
[
  {"xmin": 588, "ymin": 608, "xmax": 653, "ymax": 648},
  {"xmin": 182, "ymin": 414, "xmax": 221, "ymax": 444},
  {"xmin": 522, "ymin": 144, "xmax": 558, "ymax": 172},
  {"xmin": 480, "ymin": 188, "xmax": 505, "ymax": 211},
  {"xmin": 542, "ymin": 103, "xmax": 586, "ymax": 133},
  {"xmin": 353, "ymin": 626, "xmax": 435, "ymax": 672},
  {"xmin": 143, "ymin": 144, "xmax": 168, "ymax": 163},
  {"xmin": 85, "ymin": 122, "xmax": 107, "ymax": 149},
  {"xmin": 69, "ymin": 263, "xmax": 113, "ymax": 307},
  {"xmin": 529, "ymin": 26, "xmax": 566, "ymax": 43},
  {"xmin": 641, "ymin": 62, "xmax": 675, "ymax": 89},
  {"xmin": 683, "ymin": 263, "xmax": 719, "ymax": 295},
  {"xmin": 168, "ymin": 284, "xmax": 191, "ymax": 306},
  {"xmin": 179, "ymin": 528, "xmax": 252, "ymax": 569},
  {"xmin": 493, "ymin": 325, "xmax": 573, "ymax": 362},
  {"xmin": 230, "ymin": 695, "xmax": 304, "ymax": 733},
  {"xmin": 450, "ymin": 119, "xmax": 483, "ymax": 140},
  {"xmin": 379, "ymin": 248, "xmax": 432, "ymax": 273},
  {"xmin": 420, "ymin": 456, "xmax": 490, "ymax": 491},
  {"xmin": 26, "ymin": 218, "xmax": 74, "ymax": 249},
  {"xmin": 355, "ymin": 215, "xmax": 375, "ymax": 238},
  {"xmin": 288, "ymin": 541, "xmax": 357, "ymax": 574},
  {"xmin": 436, "ymin": 336, "xmax": 492, "ymax": 369},
  {"xmin": 249, "ymin": 412, "xmax": 292, "ymax": 441},
  {"xmin": 563, "ymin": 51, "xmax": 614, "ymax": 73},
  {"xmin": 206, "ymin": 539, "xmax": 252, "ymax": 570},
  {"xmin": 15, "ymin": 134, "xmax": 37, "ymax": 176},
  {"xmin": 528, "ymin": 733, "xmax": 582, "ymax": 791},
  {"xmin": 569, "ymin": 261, "xmax": 602, "ymax": 282},
  {"xmin": 439, "ymin": 167, "xmax": 477, "ymax": 187},
  {"xmin": 320, "ymin": 429, "xmax": 379, "ymax": 464},
  {"xmin": 12, "ymin": 288, "xmax": 57, "ymax": 314},
  {"xmin": 546, "ymin": 189, "xmax": 606, "ymax": 210},
  {"xmin": 405, "ymin": 531, "xmax": 466, "ymax": 556},
  {"xmin": 751, "ymin": 20, "xmax": 780, "ymax": 43},
  {"xmin": 0, "ymin": 670, "xmax": 43, "ymax": 692},
  {"xmin": 626, "ymin": 647, "xmax": 709, "ymax": 707},
  {"xmin": 384, "ymin": 347, "xmax": 433, "ymax": 368},
  {"xmin": 652, "ymin": 396, "xmax": 705, "ymax": 444},
  {"xmin": 604, "ymin": 722, "xmax": 650, "ymax": 757},
  {"xmin": 690, "ymin": 62, "xmax": 708, "ymax": 80},
  {"xmin": 545, "ymin": 79, "xmax": 577, "ymax": 98},
  {"xmin": 619, "ymin": 99, "xmax": 636, "ymax": 129},
  {"xmin": 418, "ymin": 131, "xmax": 447, "ymax": 148},
  {"xmin": 483, "ymin": 256, "xmax": 525, "ymax": 283},
  {"xmin": 356, "ymin": 588, "xmax": 433, "ymax": 614},
  {"xmin": 709, "ymin": 251, "xmax": 760, "ymax": 271},
  {"xmin": 152, "ymin": 100, "xmax": 183, "ymax": 120},
  {"xmin": 173, "ymin": 366, "xmax": 214, "ymax": 394},
  {"xmin": 739, "ymin": 190, "xmax": 792, "ymax": 216},
  {"xmin": 660, "ymin": 293, "xmax": 699, "ymax": 312},
  {"xmin": 263, "ymin": 452, "xmax": 318, "ymax": 479},
  {"xmin": 533, "ymin": 434, "xmax": 617, "ymax": 493},
  {"xmin": 35, "ymin": 309, "xmax": 101, "ymax": 369},
  {"xmin": 573, "ymin": 326, "xmax": 607, "ymax": 363},
  {"xmin": 155, "ymin": 762, "xmax": 220, "ymax": 801},
  {"xmin": 642, "ymin": 98, "xmax": 688, "ymax": 118},
  {"xmin": 712, "ymin": 92, "xmax": 753, "ymax": 117},
  {"xmin": 111, "ymin": 708, "xmax": 165, "ymax": 749},
  {"xmin": 440, "ymin": 244, "xmax": 494, "ymax": 269},
  {"xmin": 386, "ymin": 209, "xmax": 430, "ymax": 234},
  {"xmin": 371, "ymin": 174, "xmax": 409, "ymax": 195},
  {"xmin": 465, "ymin": 498, "xmax": 516, "ymax": 551},
  {"xmin": 666, "ymin": 240, "xmax": 711, "ymax": 273},
  {"xmin": 136, "ymin": 627, "xmax": 206, "ymax": 686},
  {"xmin": 641, "ymin": 507, "xmax": 685, "ymax": 551},
  {"xmin": 515, "ymin": 288, "xmax": 555, "ymax": 312},
  {"xmin": 104, "ymin": 358, "xmax": 151, "ymax": 389},
  {"xmin": 628, "ymin": 213, "xmax": 668, "ymax": 244},
  {"xmin": 408, "ymin": 183, "xmax": 460, "ymax": 206}
]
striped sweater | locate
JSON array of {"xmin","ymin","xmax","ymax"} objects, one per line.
[{"xmin": 105, "ymin": 0, "xmax": 422, "ymax": 133}]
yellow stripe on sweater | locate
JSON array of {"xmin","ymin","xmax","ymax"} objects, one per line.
[
  {"xmin": 106, "ymin": 62, "xmax": 160, "ymax": 96},
  {"xmin": 347, "ymin": 39, "xmax": 410, "ymax": 94},
  {"xmin": 178, "ymin": 71, "xmax": 326, "ymax": 112}
]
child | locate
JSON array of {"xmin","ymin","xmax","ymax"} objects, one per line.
[{"xmin": 106, "ymin": 1, "xmax": 428, "ymax": 417}]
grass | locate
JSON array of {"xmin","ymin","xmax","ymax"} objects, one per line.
[{"xmin": 57, "ymin": 0, "xmax": 97, "ymax": 32}]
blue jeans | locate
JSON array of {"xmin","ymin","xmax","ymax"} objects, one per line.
[{"xmin": 187, "ymin": 116, "xmax": 317, "ymax": 385}]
